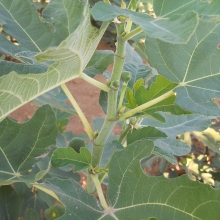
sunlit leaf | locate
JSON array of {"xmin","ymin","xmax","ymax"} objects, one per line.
[
  {"xmin": 0, "ymin": 0, "xmax": 108, "ymax": 120},
  {"xmin": 193, "ymin": 128, "xmax": 220, "ymax": 154}
]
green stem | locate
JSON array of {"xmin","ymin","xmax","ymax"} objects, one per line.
[
  {"xmin": 99, "ymin": 160, "xmax": 110, "ymax": 183},
  {"xmin": 119, "ymin": 90, "xmax": 175, "ymax": 120},
  {"xmin": 118, "ymin": 125, "xmax": 131, "ymax": 143},
  {"xmin": 99, "ymin": 171, "xmax": 108, "ymax": 184},
  {"xmin": 107, "ymin": 24, "xmax": 126, "ymax": 120},
  {"xmin": 80, "ymin": 73, "xmax": 110, "ymax": 92},
  {"xmin": 90, "ymin": 174, "xmax": 109, "ymax": 210},
  {"xmin": 128, "ymin": 0, "xmax": 139, "ymax": 11},
  {"xmin": 122, "ymin": 26, "xmax": 143, "ymax": 41},
  {"xmin": 91, "ymin": 120, "xmax": 115, "ymax": 168},
  {"xmin": 87, "ymin": 23, "xmax": 127, "ymax": 193},
  {"xmin": 125, "ymin": 18, "xmax": 133, "ymax": 33},
  {"xmin": 33, "ymin": 184, "xmax": 60, "ymax": 202},
  {"xmin": 86, "ymin": 173, "xmax": 96, "ymax": 194},
  {"xmin": 61, "ymin": 84, "xmax": 94, "ymax": 140},
  {"xmin": 118, "ymin": 82, "xmax": 127, "ymax": 111},
  {"xmin": 92, "ymin": 24, "xmax": 126, "ymax": 166}
]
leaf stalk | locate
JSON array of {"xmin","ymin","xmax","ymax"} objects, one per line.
[
  {"xmin": 125, "ymin": 18, "xmax": 133, "ymax": 33},
  {"xmin": 119, "ymin": 89, "xmax": 175, "ymax": 120},
  {"xmin": 118, "ymin": 82, "xmax": 127, "ymax": 111},
  {"xmin": 118, "ymin": 124, "xmax": 131, "ymax": 143},
  {"xmin": 87, "ymin": 24, "xmax": 127, "ymax": 193},
  {"xmin": 122, "ymin": 26, "xmax": 143, "ymax": 41},
  {"xmin": 80, "ymin": 73, "xmax": 110, "ymax": 92},
  {"xmin": 91, "ymin": 23, "xmax": 127, "ymax": 168},
  {"xmin": 90, "ymin": 174, "xmax": 109, "ymax": 210},
  {"xmin": 61, "ymin": 83, "xmax": 94, "ymax": 140}
]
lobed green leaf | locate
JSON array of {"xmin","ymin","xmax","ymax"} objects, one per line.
[
  {"xmin": 0, "ymin": 185, "xmax": 23, "ymax": 219},
  {"xmin": 84, "ymin": 50, "xmax": 114, "ymax": 77},
  {"xmin": 37, "ymin": 178, "xmax": 104, "ymax": 220},
  {"xmin": 146, "ymin": 21, "xmax": 220, "ymax": 116},
  {"xmin": 141, "ymin": 112, "xmax": 213, "ymax": 138},
  {"xmin": 106, "ymin": 139, "xmax": 220, "ymax": 219},
  {"xmin": 0, "ymin": 105, "xmax": 57, "ymax": 185},
  {"xmin": 127, "ymin": 127, "xmax": 191, "ymax": 157},
  {"xmin": 0, "ymin": 1, "xmax": 108, "ymax": 120},
  {"xmin": 91, "ymin": 2, "xmax": 198, "ymax": 43},
  {"xmin": 51, "ymin": 147, "xmax": 92, "ymax": 172},
  {"xmin": 153, "ymin": 0, "xmax": 220, "ymax": 22}
]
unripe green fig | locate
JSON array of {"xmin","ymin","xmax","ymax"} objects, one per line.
[
  {"xmin": 106, "ymin": 79, "xmax": 111, "ymax": 86},
  {"xmin": 121, "ymin": 71, "xmax": 132, "ymax": 83},
  {"xmin": 93, "ymin": 130, "xmax": 99, "ymax": 139},
  {"xmin": 68, "ymin": 137, "xmax": 85, "ymax": 153},
  {"xmin": 44, "ymin": 204, "xmax": 65, "ymax": 220},
  {"xmin": 110, "ymin": 80, "xmax": 120, "ymax": 90}
]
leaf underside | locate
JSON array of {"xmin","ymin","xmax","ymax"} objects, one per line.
[{"xmin": 0, "ymin": 0, "xmax": 108, "ymax": 120}]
